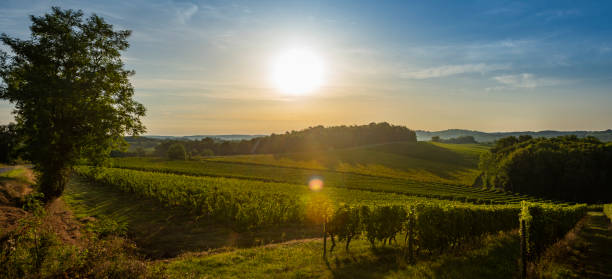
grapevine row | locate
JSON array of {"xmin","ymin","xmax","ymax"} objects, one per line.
[
  {"xmin": 324, "ymin": 204, "xmax": 520, "ymax": 257},
  {"xmin": 110, "ymin": 157, "xmax": 549, "ymax": 204},
  {"xmin": 519, "ymin": 202, "xmax": 587, "ymax": 263}
]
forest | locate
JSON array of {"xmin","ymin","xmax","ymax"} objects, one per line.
[
  {"xmin": 478, "ymin": 135, "xmax": 612, "ymax": 203},
  {"xmin": 152, "ymin": 122, "xmax": 416, "ymax": 157}
]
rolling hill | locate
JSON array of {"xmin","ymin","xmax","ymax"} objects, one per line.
[{"xmin": 415, "ymin": 129, "xmax": 612, "ymax": 142}]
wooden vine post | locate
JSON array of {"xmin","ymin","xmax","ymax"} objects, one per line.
[
  {"xmin": 323, "ymin": 217, "xmax": 327, "ymax": 258},
  {"xmin": 520, "ymin": 219, "xmax": 527, "ymax": 279}
]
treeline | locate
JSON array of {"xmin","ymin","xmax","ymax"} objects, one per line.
[
  {"xmin": 153, "ymin": 122, "xmax": 416, "ymax": 157},
  {"xmin": 478, "ymin": 135, "xmax": 612, "ymax": 203},
  {"xmin": 431, "ymin": 135, "xmax": 478, "ymax": 144}
]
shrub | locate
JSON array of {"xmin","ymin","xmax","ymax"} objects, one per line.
[
  {"xmin": 167, "ymin": 143, "xmax": 186, "ymax": 160},
  {"xmin": 478, "ymin": 136, "xmax": 612, "ymax": 203}
]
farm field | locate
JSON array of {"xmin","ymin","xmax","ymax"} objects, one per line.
[
  {"xmin": 24, "ymin": 137, "xmax": 594, "ymax": 278},
  {"xmin": 66, "ymin": 167, "xmax": 595, "ymax": 279},
  {"xmin": 204, "ymin": 142, "xmax": 487, "ymax": 185},
  {"xmin": 110, "ymin": 143, "xmax": 549, "ymax": 204},
  {"xmin": 108, "ymin": 158, "xmax": 538, "ymax": 204},
  {"xmin": 63, "ymin": 172, "xmax": 526, "ymax": 278}
]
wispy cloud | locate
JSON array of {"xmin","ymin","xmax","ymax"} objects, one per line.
[
  {"xmin": 174, "ymin": 2, "xmax": 198, "ymax": 24},
  {"xmin": 487, "ymin": 73, "xmax": 562, "ymax": 91},
  {"xmin": 400, "ymin": 63, "xmax": 509, "ymax": 79},
  {"xmin": 536, "ymin": 9, "xmax": 581, "ymax": 21}
]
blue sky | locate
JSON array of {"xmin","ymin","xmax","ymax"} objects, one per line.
[{"xmin": 1, "ymin": 0, "xmax": 611, "ymax": 135}]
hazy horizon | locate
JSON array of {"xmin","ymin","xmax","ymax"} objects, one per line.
[
  {"xmin": 2, "ymin": 0, "xmax": 612, "ymax": 135},
  {"xmin": 141, "ymin": 125, "xmax": 612, "ymax": 137}
]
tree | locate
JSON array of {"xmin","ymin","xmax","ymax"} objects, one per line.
[
  {"xmin": 0, "ymin": 7, "xmax": 145, "ymax": 200},
  {"xmin": 0, "ymin": 123, "xmax": 21, "ymax": 163},
  {"xmin": 431, "ymin": 136, "xmax": 441, "ymax": 142},
  {"xmin": 167, "ymin": 143, "xmax": 186, "ymax": 160},
  {"xmin": 478, "ymin": 136, "xmax": 612, "ymax": 203}
]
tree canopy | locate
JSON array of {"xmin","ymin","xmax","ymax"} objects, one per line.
[
  {"xmin": 478, "ymin": 135, "xmax": 612, "ymax": 203},
  {"xmin": 167, "ymin": 143, "xmax": 186, "ymax": 160},
  {"xmin": 0, "ymin": 7, "xmax": 145, "ymax": 199},
  {"xmin": 431, "ymin": 135, "xmax": 477, "ymax": 144},
  {"xmin": 153, "ymin": 122, "xmax": 417, "ymax": 157},
  {"xmin": 0, "ymin": 123, "xmax": 21, "ymax": 164}
]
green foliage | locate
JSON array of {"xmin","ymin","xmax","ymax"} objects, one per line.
[
  {"xmin": 74, "ymin": 166, "xmax": 529, "ymax": 233},
  {"xmin": 85, "ymin": 216, "xmax": 128, "ymax": 238},
  {"xmin": 0, "ymin": 214, "xmax": 153, "ymax": 279},
  {"xmin": 154, "ymin": 122, "xmax": 417, "ymax": 156},
  {"xmin": 200, "ymin": 148, "xmax": 215, "ymax": 157},
  {"xmin": 0, "ymin": 7, "xmax": 145, "ymax": 200},
  {"xmin": 166, "ymin": 143, "xmax": 186, "ymax": 160},
  {"xmin": 326, "ymin": 205, "xmax": 361, "ymax": 251},
  {"xmin": 604, "ymin": 204, "xmax": 612, "ymax": 221},
  {"xmin": 435, "ymin": 136, "xmax": 478, "ymax": 144},
  {"xmin": 519, "ymin": 202, "xmax": 587, "ymax": 262},
  {"xmin": 479, "ymin": 135, "xmax": 612, "ymax": 203},
  {"xmin": 207, "ymin": 141, "xmax": 486, "ymax": 185},
  {"xmin": 19, "ymin": 192, "xmax": 45, "ymax": 215},
  {"xmin": 110, "ymin": 157, "xmax": 541, "ymax": 204},
  {"xmin": 74, "ymin": 166, "xmax": 306, "ymax": 231},
  {"xmin": 326, "ymin": 203, "xmax": 520, "ymax": 255},
  {"xmin": 0, "ymin": 123, "xmax": 21, "ymax": 163}
]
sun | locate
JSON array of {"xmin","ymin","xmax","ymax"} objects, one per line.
[{"xmin": 270, "ymin": 48, "xmax": 325, "ymax": 95}]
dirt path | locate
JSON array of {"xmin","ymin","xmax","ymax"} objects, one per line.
[{"xmin": 542, "ymin": 211, "xmax": 612, "ymax": 278}]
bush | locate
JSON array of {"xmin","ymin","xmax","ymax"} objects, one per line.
[
  {"xmin": 604, "ymin": 204, "xmax": 612, "ymax": 221},
  {"xmin": 478, "ymin": 136, "xmax": 612, "ymax": 203},
  {"xmin": 519, "ymin": 202, "xmax": 587, "ymax": 262},
  {"xmin": 0, "ymin": 213, "xmax": 155, "ymax": 279},
  {"xmin": 167, "ymin": 143, "xmax": 186, "ymax": 160}
]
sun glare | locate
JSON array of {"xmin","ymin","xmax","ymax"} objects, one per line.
[
  {"xmin": 308, "ymin": 177, "xmax": 324, "ymax": 191},
  {"xmin": 270, "ymin": 48, "xmax": 325, "ymax": 95}
]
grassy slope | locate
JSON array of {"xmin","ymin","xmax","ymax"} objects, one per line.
[
  {"xmin": 205, "ymin": 141, "xmax": 487, "ymax": 185},
  {"xmin": 162, "ymin": 231, "xmax": 520, "ymax": 279},
  {"xmin": 536, "ymin": 211, "xmax": 612, "ymax": 278}
]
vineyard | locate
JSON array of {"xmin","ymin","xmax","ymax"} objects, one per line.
[
  {"xmin": 110, "ymin": 157, "xmax": 553, "ymax": 204},
  {"xmin": 71, "ymin": 141, "xmax": 596, "ymax": 277},
  {"xmin": 74, "ymin": 166, "xmax": 587, "ymax": 264},
  {"xmin": 74, "ymin": 166, "xmax": 510, "ymax": 231}
]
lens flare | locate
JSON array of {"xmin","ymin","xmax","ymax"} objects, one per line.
[{"xmin": 308, "ymin": 177, "xmax": 324, "ymax": 191}]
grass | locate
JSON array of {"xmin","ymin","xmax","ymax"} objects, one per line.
[
  {"xmin": 205, "ymin": 141, "xmax": 488, "ymax": 185},
  {"xmin": 0, "ymin": 167, "xmax": 33, "ymax": 184},
  {"xmin": 160, "ymin": 231, "xmax": 520, "ymax": 279},
  {"xmin": 535, "ymin": 211, "xmax": 612, "ymax": 279}
]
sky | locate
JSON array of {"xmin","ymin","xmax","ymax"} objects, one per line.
[{"xmin": 1, "ymin": 0, "xmax": 611, "ymax": 135}]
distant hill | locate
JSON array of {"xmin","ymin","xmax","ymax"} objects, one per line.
[
  {"xmin": 416, "ymin": 129, "xmax": 612, "ymax": 142},
  {"xmin": 143, "ymin": 129, "xmax": 612, "ymax": 143},
  {"xmin": 143, "ymin": 135, "xmax": 265, "ymax": 141}
]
